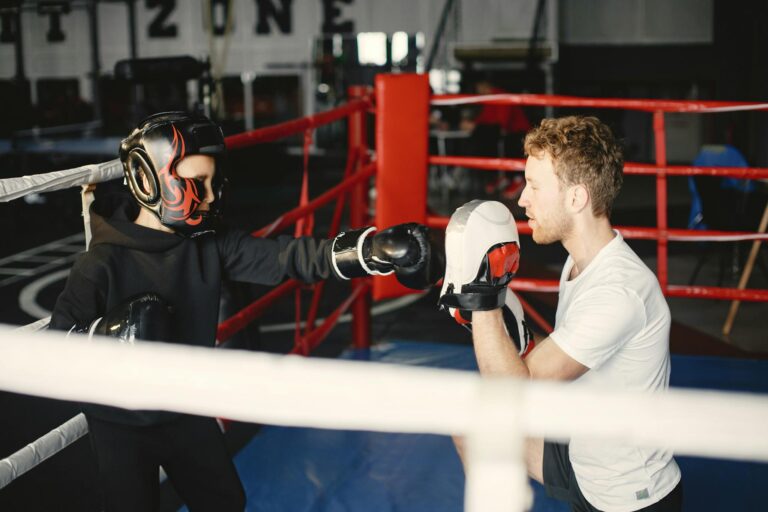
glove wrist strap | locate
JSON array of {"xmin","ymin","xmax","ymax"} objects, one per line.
[
  {"xmin": 331, "ymin": 227, "xmax": 394, "ymax": 279},
  {"xmin": 66, "ymin": 317, "xmax": 103, "ymax": 339}
]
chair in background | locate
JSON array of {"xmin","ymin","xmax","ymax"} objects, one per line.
[{"xmin": 687, "ymin": 144, "xmax": 763, "ymax": 285}]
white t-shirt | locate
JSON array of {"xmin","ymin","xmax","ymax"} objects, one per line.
[{"xmin": 549, "ymin": 232, "xmax": 681, "ymax": 512}]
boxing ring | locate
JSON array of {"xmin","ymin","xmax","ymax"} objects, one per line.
[{"xmin": 1, "ymin": 73, "xmax": 768, "ymax": 511}]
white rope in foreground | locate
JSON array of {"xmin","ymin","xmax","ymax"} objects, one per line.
[
  {"xmin": 0, "ymin": 329, "xmax": 768, "ymax": 511},
  {"xmin": 0, "ymin": 159, "xmax": 122, "ymax": 202},
  {"xmin": 2, "ymin": 327, "xmax": 768, "ymax": 510}
]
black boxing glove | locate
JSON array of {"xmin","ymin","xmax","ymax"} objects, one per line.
[
  {"xmin": 70, "ymin": 293, "xmax": 174, "ymax": 344},
  {"xmin": 331, "ymin": 223, "xmax": 445, "ymax": 290}
]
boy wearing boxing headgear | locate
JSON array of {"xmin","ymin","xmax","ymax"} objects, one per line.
[
  {"xmin": 49, "ymin": 111, "xmax": 441, "ymax": 511},
  {"xmin": 450, "ymin": 117, "xmax": 681, "ymax": 512}
]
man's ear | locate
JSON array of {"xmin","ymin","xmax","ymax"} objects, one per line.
[{"xmin": 568, "ymin": 184, "xmax": 590, "ymax": 213}]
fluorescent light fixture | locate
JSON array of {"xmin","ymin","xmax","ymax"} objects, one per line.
[
  {"xmin": 392, "ymin": 32, "xmax": 409, "ymax": 64},
  {"xmin": 357, "ymin": 32, "xmax": 387, "ymax": 66}
]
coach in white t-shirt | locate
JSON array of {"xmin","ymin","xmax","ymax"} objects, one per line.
[{"xmin": 471, "ymin": 116, "xmax": 682, "ymax": 512}]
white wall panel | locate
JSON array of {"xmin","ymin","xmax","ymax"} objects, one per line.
[
  {"xmin": 0, "ymin": 1, "xmax": 713, "ymax": 92},
  {"xmin": 22, "ymin": 8, "xmax": 91, "ymax": 79},
  {"xmin": 0, "ymin": 0, "xmax": 448, "ymax": 82},
  {"xmin": 459, "ymin": 0, "xmax": 542, "ymax": 42},
  {"xmin": 642, "ymin": 0, "xmax": 712, "ymax": 43},
  {"xmin": 561, "ymin": 0, "xmax": 712, "ymax": 45}
]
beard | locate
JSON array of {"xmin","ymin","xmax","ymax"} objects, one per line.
[{"xmin": 531, "ymin": 204, "xmax": 573, "ymax": 245}]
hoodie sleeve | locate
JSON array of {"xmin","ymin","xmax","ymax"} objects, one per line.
[
  {"xmin": 217, "ymin": 228, "xmax": 338, "ymax": 285},
  {"xmin": 49, "ymin": 257, "xmax": 107, "ymax": 333}
]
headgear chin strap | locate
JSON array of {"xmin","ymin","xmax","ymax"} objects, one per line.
[{"xmin": 120, "ymin": 112, "xmax": 226, "ymax": 237}]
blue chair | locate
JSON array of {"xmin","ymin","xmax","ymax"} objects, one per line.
[
  {"xmin": 688, "ymin": 145, "xmax": 752, "ymax": 230},
  {"xmin": 687, "ymin": 145, "xmax": 764, "ymax": 285}
]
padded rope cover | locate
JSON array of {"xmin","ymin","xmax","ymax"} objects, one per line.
[{"xmin": 0, "ymin": 159, "xmax": 122, "ymax": 203}]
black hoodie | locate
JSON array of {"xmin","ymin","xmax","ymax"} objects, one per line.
[{"xmin": 50, "ymin": 197, "xmax": 336, "ymax": 424}]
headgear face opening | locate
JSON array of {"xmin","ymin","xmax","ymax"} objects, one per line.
[{"xmin": 120, "ymin": 112, "xmax": 226, "ymax": 237}]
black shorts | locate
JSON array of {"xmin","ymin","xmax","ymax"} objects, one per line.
[{"xmin": 542, "ymin": 441, "xmax": 683, "ymax": 512}]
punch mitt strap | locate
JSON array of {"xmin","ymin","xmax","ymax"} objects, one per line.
[
  {"xmin": 438, "ymin": 283, "xmax": 508, "ymax": 311},
  {"xmin": 444, "ymin": 289, "xmax": 535, "ymax": 358}
]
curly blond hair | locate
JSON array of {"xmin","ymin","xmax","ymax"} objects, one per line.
[{"xmin": 523, "ymin": 116, "xmax": 624, "ymax": 217}]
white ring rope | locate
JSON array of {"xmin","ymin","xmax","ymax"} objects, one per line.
[
  {"xmin": 12, "ymin": 317, "xmax": 50, "ymax": 333},
  {"xmin": 668, "ymin": 232, "xmax": 768, "ymax": 242},
  {"xmin": 694, "ymin": 103, "xmax": 768, "ymax": 113},
  {"xmin": 430, "ymin": 94, "xmax": 768, "ymax": 113},
  {"xmin": 0, "ymin": 159, "xmax": 122, "ymax": 203},
  {"xmin": 431, "ymin": 94, "xmax": 521, "ymax": 106},
  {"xmin": 0, "ymin": 413, "xmax": 88, "ymax": 489},
  {"xmin": 2, "ymin": 326, "xmax": 768, "ymax": 512}
]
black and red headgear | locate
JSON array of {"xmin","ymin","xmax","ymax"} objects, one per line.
[{"xmin": 120, "ymin": 112, "xmax": 226, "ymax": 237}]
